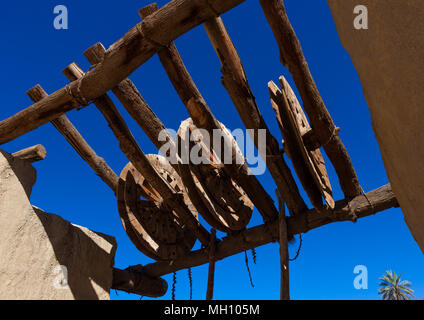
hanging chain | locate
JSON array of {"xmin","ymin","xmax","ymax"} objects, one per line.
[
  {"xmin": 188, "ymin": 268, "xmax": 193, "ymax": 300},
  {"xmin": 251, "ymin": 248, "xmax": 257, "ymax": 265},
  {"xmin": 289, "ymin": 234, "xmax": 303, "ymax": 261},
  {"xmin": 172, "ymin": 272, "xmax": 177, "ymax": 300},
  {"xmin": 244, "ymin": 250, "xmax": 255, "ymax": 288}
]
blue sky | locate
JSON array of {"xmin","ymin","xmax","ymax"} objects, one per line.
[{"xmin": 1, "ymin": 0, "xmax": 423, "ymax": 300}]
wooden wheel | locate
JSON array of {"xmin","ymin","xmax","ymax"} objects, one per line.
[
  {"xmin": 116, "ymin": 155, "xmax": 197, "ymax": 261},
  {"xmin": 177, "ymin": 118, "xmax": 253, "ymax": 232},
  {"xmin": 270, "ymin": 77, "xmax": 334, "ymax": 210}
]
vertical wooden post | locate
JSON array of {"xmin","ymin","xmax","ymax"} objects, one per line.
[
  {"xmin": 276, "ymin": 190, "xmax": 290, "ymax": 300},
  {"xmin": 206, "ymin": 229, "xmax": 217, "ymax": 300}
]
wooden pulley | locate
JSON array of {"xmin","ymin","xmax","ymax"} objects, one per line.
[
  {"xmin": 177, "ymin": 118, "xmax": 253, "ymax": 232},
  {"xmin": 116, "ymin": 155, "xmax": 197, "ymax": 261},
  {"xmin": 269, "ymin": 77, "xmax": 334, "ymax": 210}
]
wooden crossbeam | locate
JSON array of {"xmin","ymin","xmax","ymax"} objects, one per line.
[
  {"xmin": 26, "ymin": 85, "xmax": 119, "ymax": 193},
  {"xmin": 260, "ymin": 0, "xmax": 361, "ymax": 199},
  {"xmin": 203, "ymin": 16, "xmax": 307, "ymax": 216},
  {"xmin": 62, "ymin": 62, "xmax": 210, "ymax": 246},
  {"xmin": 139, "ymin": 4, "xmax": 279, "ymax": 223},
  {"xmin": 0, "ymin": 0, "xmax": 247, "ymax": 145},
  {"xmin": 142, "ymin": 184, "xmax": 397, "ymax": 278}
]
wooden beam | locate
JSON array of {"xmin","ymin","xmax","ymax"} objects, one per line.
[
  {"xmin": 62, "ymin": 62, "xmax": 210, "ymax": 246},
  {"xmin": 139, "ymin": 4, "xmax": 279, "ymax": 223},
  {"xmin": 112, "ymin": 266, "xmax": 168, "ymax": 297},
  {"xmin": 276, "ymin": 190, "xmax": 289, "ymax": 300},
  {"xmin": 260, "ymin": 0, "xmax": 361, "ymax": 199},
  {"xmin": 0, "ymin": 0, "xmax": 247, "ymax": 145},
  {"xmin": 12, "ymin": 144, "xmax": 46, "ymax": 163},
  {"xmin": 142, "ymin": 184, "xmax": 397, "ymax": 278},
  {"xmin": 26, "ymin": 85, "xmax": 119, "ymax": 192},
  {"xmin": 203, "ymin": 16, "xmax": 307, "ymax": 216}
]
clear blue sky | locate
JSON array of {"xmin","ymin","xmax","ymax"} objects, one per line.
[{"xmin": 1, "ymin": 0, "xmax": 423, "ymax": 300}]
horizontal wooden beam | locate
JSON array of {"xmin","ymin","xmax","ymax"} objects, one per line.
[
  {"xmin": 12, "ymin": 144, "xmax": 46, "ymax": 163},
  {"xmin": 260, "ymin": 0, "xmax": 361, "ymax": 199},
  {"xmin": 111, "ymin": 266, "xmax": 168, "ymax": 297},
  {"xmin": 0, "ymin": 0, "xmax": 247, "ymax": 145},
  {"xmin": 142, "ymin": 184, "xmax": 397, "ymax": 278}
]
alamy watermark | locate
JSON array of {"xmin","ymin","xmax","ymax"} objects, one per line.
[
  {"xmin": 157, "ymin": 127, "xmax": 267, "ymax": 176},
  {"xmin": 54, "ymin": 5, "xmax": 68, "ymax": 30},
  {"xmin": 354, "ymin": 5, "xmax": 368, "ymax": 30},
  {"xmin": 353, "ymin": 265, "xmax": 368, "ymax": 290}
]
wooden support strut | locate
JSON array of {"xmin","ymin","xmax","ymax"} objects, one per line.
[
  {"xmin": 62, "ymin": 63, "xmax": 210, "ymax": 246},
  {"xmin": 26, "ymin": 85, "xmax": 119, "ymax": 193},
  {"xmin": 259, "ymin": 0, "xmax": 361, "ymax": 199},
  {"xmin": 203, "ymin": 16, "xmax": 307, "ymax": 216},
  {"xmin": 12, "ymin": 144, "xmax": 47, "ymax": 163},
  {"xmin": 206, "ymin": 229, "xmax": 217, "ymax": 300},
  {"xmin": 139, "ymin": 3, "xmax": 279, "ymax": 223},
  {"xmin": 141, "ymin": 184, "xmax": 397, "ymax": 278},
  {"xmin": 83, "ymin": 43, "xmax": 219, "ymax": 229},
  {"xmin": 0, "ymin": 0, "xmax": 247, "ymax": 145},
  {"xmin": 276, "ymin": 190, "xmax": 290, "ymax": 300}
]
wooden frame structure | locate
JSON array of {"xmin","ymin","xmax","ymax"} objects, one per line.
[{"xmin": 0, "ymin": 0, "xmax": 398, "ymax": 299}]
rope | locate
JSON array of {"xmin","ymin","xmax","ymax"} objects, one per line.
[
  {"xmin": 361, "ymin": 185, "xmax": 374, "ymax": 214},
  {"xmin": 322, "ymin": 126, "xmax": 340, "ymax": 148},
  {"xmin": 172, "ymin": 272, "xmax": 177, "ymax": 300},
  {"xmin": 289, "ymin": 234, "xmax": 303, "ymax": 262},
  {"xmin": 65, "ymin": 77, "xmax": 91, "ymax": 109},
  {"xmin": 188, "ymin": 268, "xmax": 193, "ymax": 300},
  {"xmin": 244, "ymin": 250, "xmax": 255, "ymax": 288}
]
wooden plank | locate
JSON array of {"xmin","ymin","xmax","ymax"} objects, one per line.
[
  {"xmin": 139, "ymin": 4, "xmax": 279, "ymax": 223},
  {"xmin": 260, "ymin": 0, "xmax": 361, "ymax": 199},
  {"xmin": 142, "ymin": 184, "xmax": 397, "ymax": 278},
  {"xmin": 276, "ymin": 190, "xmax": 290, "ymax": 300},
  {"xmin": 0, "ymin": 0, "xmax": 247, "ymax": 145},
  {"xmin": 62, "ymin": 62, "xmax": 211, "ymax": 246},
  {"xmin": 203, "ymin": 16, "xmax": 307, "ymax": 216},
  {"xmin": 26, "ymin": 85, "xmax": 119, "ymax": 193},
  {"xmin": 12, "ymin": 144, "xmax": 46, "ymax": 163}
]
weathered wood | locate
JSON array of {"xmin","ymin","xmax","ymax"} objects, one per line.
[
  {"xmin": 112, "ymin": 266, "xmax": 168, "ymax": 297},
  {"xmin": 269, "ymin": 80, "xmax": 334, "ymax": 211},
  {"xmin": 26, "ymin": 85, "xmax": 119, "ymax": 192},
  {"xmin": 0, "ymin": 0, "xmax": 247, "ymax": 145},
  {"xmin": 203, "ymin": 16, "xmax": 307, "ymax": 216},
  {"xmin": 12, "ymin": 144, "xmax": 46, "ymax": 163},
  {"xmin": 260, "ymin": 0, "xmax": 361, "ymax": 199},
  {"xmin": 276, "ymin": 190, "xmax": 289, "ymax": 300},
  {"xmin": 62, "ymin": 62, "xmax": 210, "ymax": 246},
  {"xmin": 139, "ymin": 4, "xmax": 278, "ymax": 223},
  {"xmin": 143, "ymin": 184, "xmax": 397, "ymax": 278},
  {"xmin": 206, "ymin": 229, "xmax": 217, "ymax": 300}
]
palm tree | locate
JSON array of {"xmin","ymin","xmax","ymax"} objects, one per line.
[{"xmin": 378, "ymin": 270, "xmax": 414, "ymax": 300}]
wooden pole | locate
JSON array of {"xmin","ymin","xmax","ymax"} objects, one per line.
[
  {"xmin": 260, "ymin": 0, "xmax": 361, "ymax": 199},
  {"xmin": 276, "ymin": 190, "xmax": 290, "ymax": 300},
  {"xmin": 206, "ymin": 229, "xmax": 217, "ymax": 300},
  {"xmin": 26, "ymin": 85, "xmax": 119, "ymax": 192},
  {"xmin": 203, "ymin": 16, "xmax": 307, "ymax": 216},
  {"xmin": 12, "ymin": 144, "xmax": 46, "ymax": 163},
  {"xmin": 112, "ymin": 266, "xmax": 168, "ymax": 298},
  {"xmin": 142, "ymin": 184, "xmax": 397, "ymax": 278},
  {"xmin": 62, "ymin": 63, "xmax": 210, "ymax": 246},
  {"xmin": 0, "ymin": 0, "xmax": 247, "ymax": 145},
  {"xmin": 139, "ymin": 4, "xmax": 279, "ymax": 223}
]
